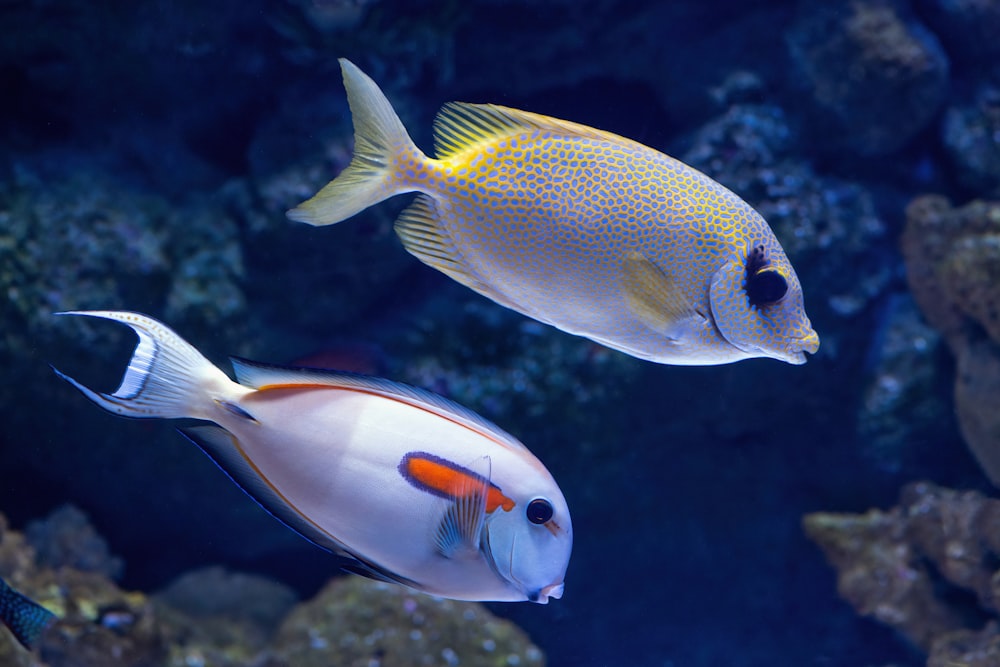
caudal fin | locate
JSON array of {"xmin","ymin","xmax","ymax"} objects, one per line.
[
  {"xmin": 52, "ymin": 311, "xmax": 232, "ymax": 420},
  {"xmin": 287, "ymin": 58, "xmax": 422, "ymax": 226}
]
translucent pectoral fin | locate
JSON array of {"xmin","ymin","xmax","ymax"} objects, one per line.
[
  {"xmin": 433, "ymin": 456, "xmax": 491, "ymax": 560},
  {"xmin": 621, "ymin": 251, "xmax": 705, "ymax": 339}
]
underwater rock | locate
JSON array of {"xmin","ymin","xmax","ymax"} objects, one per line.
[
  {"xmin": 0, "ymin": 162, "xmax": 266, "ymax": 582},
  {"xmin": 856, "ymin": 294, "xmax": 952, "ymax": 477},
  {"xmin": 154, "ymin": 566, "xmax": 298, "ymax": 667},
  {"xmin": 0, "ymin": 163, "xmax": 246, "ymax": 371},
  {"xmin": 268, "ymin": 576, "xmax": 545, "ymax": 667},
  {"xmin": 914, "ymin": 0, "xmax": 1000, "ymax": 63},
  {"xmin": 0, "ymin": 510, "xmax": 168, "ymax": 667},
  {"xmin": 927, "ymin": 622, "xmax": 1000, "ymax": 667},
  {"xmin": 804, "ymin": 481, "xmax": 1000, "ymax": 653},
  {"xmin": 26, "ymin": 505, "xmax": 124, "ymax": 581},
  {"xmin": 386, "ymin": 292, "xmax": 640, "ymax": 450},
  {"xmin": 786, "ymin": 0, "xmax": 949, "ymax": 155},
  {"xmin": 903, "ymin": 196, "xmax": 1000, "ymax": 485},
  {"xmin": 942, "ymin": 81, "xmax": 1000, "ymax": 196}
]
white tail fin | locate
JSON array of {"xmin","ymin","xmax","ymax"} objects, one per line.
[
  {"xmin": 52, "ymin": 311, "xmax": 232, "ymax": 420},
  {"xmin": 286, "ymin": 58, "xmax": 423, "ymax": 226}
]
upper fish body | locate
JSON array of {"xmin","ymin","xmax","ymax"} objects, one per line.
[
  {"xmin": 289, "ymin": 59, "xmax": 819, "ymax": 365},
  {"xmin": 54, "ymin": 311, "xmax": 571, "ymax": 604}
]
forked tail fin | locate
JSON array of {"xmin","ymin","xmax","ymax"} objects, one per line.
[
  {"xmin": 286, "ymin": 58, "xmax": 423, "ymax": 226},
  {"xmin": 52, "ymin": 311, "xmax": 232, "ymax": 420}
]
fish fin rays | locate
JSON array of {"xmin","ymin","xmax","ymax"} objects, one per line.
[
  {"xmin": 395, "ymin": 195, "xmax": 472, "ymax": 284},
  {"xmin": 52, "ymin": 311, "xmax": 228, "ymax": 421},
  {"xmin": 433, "ymin": 101, "xmax": 637, "ymax": 159},
  {"xmin": 622, "ymin": 251, "xmax": 706, "ymax": 339},
  {"xmin": 433, "ymin": 456, "xmax": 491, "ymax": 560},
  {"xmin": 287, "ymin": 58, "xmax": 423, "ymax": 227},
  {"xmin": 395, "ymin": 195, "xmax": 523, "ymax": 313}
]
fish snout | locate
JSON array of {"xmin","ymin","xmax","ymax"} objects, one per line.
[
  {"xmin": 786, "ymin": 329, "xmax": 820, "ymax": 364},
  {"xmin": 528, "ymin": 581, "xmax": 564, "ymax": 604}
]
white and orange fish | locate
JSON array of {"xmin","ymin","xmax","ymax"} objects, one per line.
[
  {"xmin": 289, "ymin": 59, "xmax": 819, "ymax": 365},
  {"xmin": 53, "ymin": 311, "xmax": 571, "ymax": 604}
]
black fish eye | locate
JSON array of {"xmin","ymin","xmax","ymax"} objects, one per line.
[
  {"xmin": 526, "ymin": 498, "xmax": 554, "ymax": 524},
  {"xmin": 746, "ymin": 267, "xmax": 788, "ymax": 306}
]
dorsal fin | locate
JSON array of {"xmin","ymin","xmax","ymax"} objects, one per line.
[
  {"xmin": 433, "ymin": 101, "xmax": 643, "ymax": 160},
  {"xmin": 228, "ymin": 357, "xmax": 528, "ymax": 454}
]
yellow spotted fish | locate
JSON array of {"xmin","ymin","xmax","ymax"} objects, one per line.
[{"xmin": 289, "ymin": 59, "xmax": 819, "ymax": 365}]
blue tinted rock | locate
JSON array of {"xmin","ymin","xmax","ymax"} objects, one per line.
[
  {"xmin": 787, "ymin": 0, "xmax": 950, "ymax": 155},
  {"xmin": 915, "ymin": 0, "xmax": 1000, "ymax": 63},
  {"xmin": 26, "ymin": 505, "xmax": 124, "ymax": 581},
  {"xmin": 943, "ymin": 82, "xmax": 1000, "ymax": 196}
]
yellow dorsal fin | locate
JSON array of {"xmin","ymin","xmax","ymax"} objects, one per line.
[
  {"xmin": 433, "ymin": 102, "xmax": 643, "ymax": 160},
  {"xmin": 622, "ymin": 251, "xmax": 704, "ymax": 339}
]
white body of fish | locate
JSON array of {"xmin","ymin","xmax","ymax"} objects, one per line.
[{"xmin": 54, "ymin": 311, "xmax": 571, "ymax": 604}]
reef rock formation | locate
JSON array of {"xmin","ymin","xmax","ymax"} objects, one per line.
[
  {"xmin": 786, "ymin": 0, "xmax": 950, "ymax": 155},
  {"xmin": 903, "ymin": 196, "xmax": 1000, "ymax": 486},
  {"xmin": 0, "ymin": 509, "xmax": 167, "ymax": 667},
  {"xmin": 0, "ymin": 505, "xmax": 546, "ymax": 667},
  {"xmin": 268, "ymin": 576, "xmax": 545, "ymax": 667},
  {"xmin": 804, "ymin": 481, "xmax": 1000, "ymax": 660}
]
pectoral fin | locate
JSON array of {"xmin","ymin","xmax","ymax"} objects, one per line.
[
  {"xmin": 622, "ymin": 251, "xmax": 705, "ymax": 339},
  {"xmin": 432, "ymin": 456, "xmax": 491, "ymax": 560}
]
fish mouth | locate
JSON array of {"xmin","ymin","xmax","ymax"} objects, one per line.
[
  {"xmin": 528, "ymin": 581, "xmax": 564, "ymax": 604},
  {"xmin": 783, "ymin": 331, "xmax": 820, "ymax": 364}
]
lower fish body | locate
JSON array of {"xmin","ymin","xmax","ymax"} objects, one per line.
[{"xmin": 53, "ymin": 311, "xmax": 571, "ymax": 604}]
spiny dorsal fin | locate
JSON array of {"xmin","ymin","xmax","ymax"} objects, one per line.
[{"xmin": 433, "ymin": 101, "xmax": 643, "ymax": 160}]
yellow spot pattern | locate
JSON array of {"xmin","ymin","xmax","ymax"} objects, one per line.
[{"xmin": 389, "ymin": 120, "xmax": 816, "ymax": 365}]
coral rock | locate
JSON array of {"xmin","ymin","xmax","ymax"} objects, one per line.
[
  {"xmin": 786, "ymin": 0, "xmax": 949, "ymax": 155},
  {"xmin": 269, "ymin": 577, "xmax": 545, "ymax": 667},
  {"xmin": 903, "ymin": 196, "xmax": 1000, "ymax": 485},
  {"xmin": 805, "ymin": 482, "xmax": 1000, "ymax": 653}
]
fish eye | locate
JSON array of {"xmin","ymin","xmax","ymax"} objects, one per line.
[
  {"xmin": 746, "ymin": 267, "xmax": 788, "ymax": 307},
  {"xmin": 526, "ymin": 498, "xmax": 554, "ymax": 524}
]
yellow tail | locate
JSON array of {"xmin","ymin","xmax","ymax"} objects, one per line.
[{"xmin": 287, "ymin": 59, "xmax": 423, "ymax": 226}]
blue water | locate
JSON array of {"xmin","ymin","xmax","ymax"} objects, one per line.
[{"xmin": 2, "ymin": 1, "xmax": 996, "ymax": 665}]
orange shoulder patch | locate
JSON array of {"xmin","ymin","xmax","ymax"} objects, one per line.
[{"xmin": 399, "ymin": 452, "xmax": 515, "ymax": 513}]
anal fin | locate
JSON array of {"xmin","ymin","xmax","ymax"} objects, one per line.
[{"xmin": 395, "ymin": 194, "xmax": 521, "ymax": 312}]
